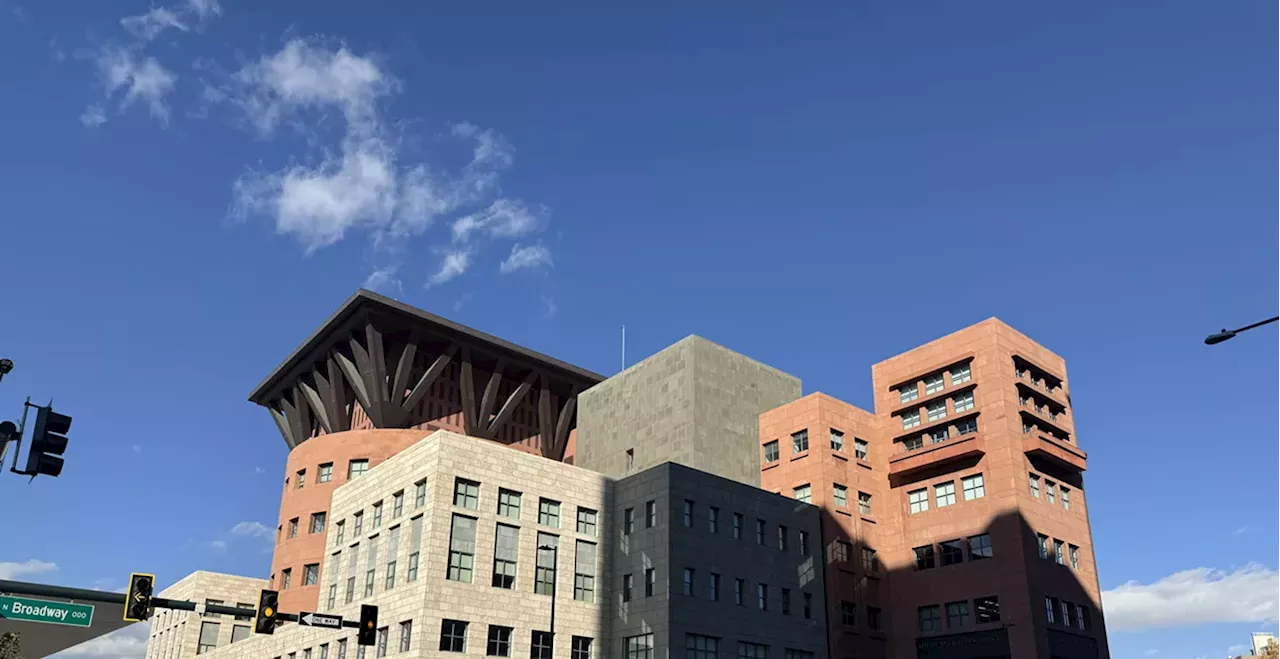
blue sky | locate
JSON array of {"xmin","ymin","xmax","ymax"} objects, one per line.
[{"xmin": 0, "ymin": 1, "xmax": 1275, "ymax": 657}]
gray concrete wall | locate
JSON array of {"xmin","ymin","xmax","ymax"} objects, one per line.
[
  {"xmin": 577, "ymin": 336, "xmax": 801, "ymax": 487},
  {"xmin": 607, "ymin": 463, "xmax": 674, "ymax": 659}
]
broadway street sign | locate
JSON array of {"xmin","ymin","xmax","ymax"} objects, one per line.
[
  {"xmin": 0, "ymin": 595, "xmax": 95, "ymax": 628},
  {"xmin": 297, "ymin": 611, "xmax": 343, "ymax": 629}
]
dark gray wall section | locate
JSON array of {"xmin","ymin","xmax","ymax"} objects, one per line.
[{"xmin": 577, "ymin": 336, "xmax": 802, "ymax": 487}]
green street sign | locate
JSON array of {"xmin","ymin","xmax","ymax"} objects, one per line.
[{"xmin": 0, "ymin": 595, "xmax": 95, "ymax": 628}]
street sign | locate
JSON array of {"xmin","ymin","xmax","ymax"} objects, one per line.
[
  {"xmin": 0, "ymin": 595, "xmax": 95, "ymax": 628},
  {"xmin": 297, "ymin": 611, "xmax": 343, "ymax": 629}
]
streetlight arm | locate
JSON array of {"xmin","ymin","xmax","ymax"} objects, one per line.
[
  {"xmin": 1232, "ymin": 316, "xmax": 1279, "ymax": 334},
  {"xmin": 1205, "ymin": 316, "xmax": 1279, "ymax": 345}
]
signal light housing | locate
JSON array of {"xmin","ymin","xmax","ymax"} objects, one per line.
[
  {"xmin": 254, "ymin": 589, "xmax": 279, "ymax": 635},
  {"xmin": 123, "ymin": 573, "xmax": 154, "ymax": 622}
]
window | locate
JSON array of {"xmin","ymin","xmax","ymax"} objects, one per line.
[
  {"xmin": 376, "ymin": 626, "xmax": 388, "ymax": 657},
  {"xmin": 407, "ymin": 515, "xmax": 423, "ymax": 582},
  {"xmin": 644, "ymin": 568, "xmax": 655, "ymax": 597},
  {"xmin": 950, "ymin": 363, "xmax": 971, "ymax": 385},
  {"xmin": 327, "ymin": 583, "xmax": 337, "ymax": 608},
  {"xmin": 781, "ymin": 588, "xmax": 791, "ymax": 614},
  {"xmin": 1046, "ymin": 480, "xmax": 1057, "ymax": 505},
  {"xmin": 392, "ymin": 491, "xmax": 403, "ymax": 518},
  {"xmin": 364, "ymin": 534, "xmax": 378, "ymax": 596},
  {"xmin": 908, "ymin": 488, "xmax": 929, "ymax": 514},
  {"xmin": 1077, "ymin": 604, "xmax": 1091, "ymax": 631},
  {"xmin": 535, "ymin": 534, "xmax": 558, "ymax": 595},
  {"xmin": 353, "ymin": 512, "xmax": 363, "ymax": 535},
  {"xmin": 538, "ymin": 499, "xmax": 561, "ymax": 527},
  {"xmin": 968, "ymin": 534, "xmax": 993, "ymax": 559},
  {"xmin": 935, "ymin": 481, "xmax": 956, "ymax": 507},
  {"xmin": 447, "ymin": 514, "xmax": 476, "ymax": 582},
  {"xmin": 576, "ymin": 507, "xmax": 597, "ymax": 536},
  {"xmin": 399, "ymin": 621, "xmax": 412, "ymax": 652},
  {"xmin": 755, "ymin": 519, "xmax": 766, "ymax": 545},
  {"xmin": 732, "ymin": 513, "xmax": 742, "ymax": 539},
  {"xmin": 288, "ymin": 518, "xmax": 299, "ymax": 539},
  {"xmin": 1037, "ymin": 534, "xmax": 1050, "ymax": 560},
  {"xmin": 793, "ymin": 484, "xmax": 811, "ymax": 503},
  {"xmin": 310, "ymin": 512, "xmax": 327, "ymax": 534},
  {"xmin": 682, "ymin": 568, "xmax": 694, "ymax": 596},
  {"xmin": 625, "ymin": 448, "xmax": 634, "ymax": 470},
  {"xmin": 385, "ymin": 526, "xmax": 400, "ymax": 589},
  {"xmin": 414, "ymin": 479, "xmax": 427, "ymax": 508},
  {"xmin": 791, "ymin": 429, "xmax": 809, "ymax": 453},
  {"xmin": 204, "ymin": 599, "xmax": 224, "ymax": 618},
  {"xmin": 757, "ymin": 583, "xmax": 768, "ymax": 610},
  {"xmin": 709, "ymin": 506, "xmax": 720, "ymax": 533},
  {"xmin": 621, "ymin": 574, "xmax": 633, "ymax": 602},
  {"xmin": 1053, "ymin": 539, "xmax": 1065, "ymax": 564},
  {"xmin": 303, "ymin": 563, "xmax": 320, "ymax": 585},
  {"xmin": 803, "ymin": 592, "xmax": 813, "ymax": 619},
  {"xmin": 955, "ymin": 417, "xmax": 978, "ymax": 435},
  {"xmin": 318, "ymin": 463, "xmax": 333, "ymax": 483},
  {"xmin": 231, "ymin": 625, "xmax": 250, "ymax": 643},
  {"xmin": 297, "ymin": 469, "xmax": 306, "ymax": 489},
  {"xmin": 734, "ymin": 578, "xmax": 744, "ymax": 605},
  {"xmin": 854, "ymin": 438, "xmax": 868, "ymax": 460},
  {"xmin": 454, "ymin": 478, "xmax": 480, "ymax": 510},
  {"xmin": 1063, "ymin": 600, "xmax": 1076, "ymax": 628},
  {"xmin": 571, "ymin": 636, "xmax": 593, "ymax": 659},
  {"xmin": 574, "ymin": 541, "xmax": 597, "ymax": 602},
  {"xmin": 344, "ymin": 544, "xmax": 359, "ymax": 603},
  {"xmin": 952, "ymin": 391, "xmax": 975, "ymax": 413},
  {"xmin": 1069, "ymin": 544, "xmax": 1080, "ymax": 569},
  {"xmin": 336, "ymin": 520, "xmax": 345, "ymax": 543},
  {"xmin": 531, "ymin": 631, "xmax": 553, "ymax": 659},
  {"xmin": 777, "ymin": 525, "xmax": 788, "ymax": 551},
  {"xmin": 686, "ymin": 634, "xmax": 718, "ymax": 659},
  {"xmin": 799, "ymin": 530, "xmax": 810, "ymax": 555},
  {"xmin": 939, "ymin": 539, "xmax": 965, "ymax": 566},
  {"xmin": 1060, "ymin": 486, "xmax": 1072, "ymax": 510},
  {"xmin": 918, "ymin": 605, "xmax": 942, "ymax": 632},
  {"xmin": 913, "ymin": 545, "xmax": 936, "ymax": 570},
  {"xmin": 923, "ymin": 372, "xmax": 944, "ymax": 393},
  {"xmin": 1045, "ymin": 597, "xmax": 1057, "ymax": 624},
  {"xmin": 975, "ymin": 596, "xmax": 1001, "ymax": 622},
  {"xmin": 852, "ymin": 491, "xmax": 871, "ymax": 516},
  {"xmin": 338, "ymin": 639, "xmax": 348, "ymax": 659},
  {"xmin": 829, "ymin": 428, "xmax": 844, "ymax": 451},
  {"xmin": 709, "ymin": 573, "xmax": 720, "ymax": 601},
  {"xmin": 738, "ymin": 642, "xmax": 768, "ymax": 659},
  {"xmin": 946, "ymin": 601, "xmax": 970, "ymax": 629},
  {"xmin": 234, "ymin": 602, "xmax": 253, "ymax": 622},
  {"xmin": 962, "ymin": 474, "xmax": 985, "ymax": 500},
  {"xmin": 901, "ymin": 410, "xmax": 921, "ymax": 429},
  {"xmin": 683, "ymin": 500, "xmax": 694, "ymax": 527},
  {"xmin": 492, "ymin": 524, "xmax": 519, "ymax": 589},
  {"xmin": 867, "ymin": 607, "xmax": 882, "ymax": 630},
  {"xmin": 645, "ymin": 501, "xmax": 657, "ymax": 528},
  {"xmin": 861, "ymin": 547, "xmax": 879, "ymax": 572},
  {"xmin": 929, "ymin": 426, "xmax": 949, "ymax": 444},
  {"xmin": 498, "ymin": 489, "xmax": 521, "ymax": 519},
  {"xmin": 348, "ymin": 459, "xmax": 368, "ymax": 480},
  {"xmin": 899, "ymin": 384, "xmax": 919, "ymax": 404},
  {"xmin": 841, "ymin": 600, "xmax": 857, "ymax": 625},
  {"xmin": 763, "ymin": 440, "xmax": 779, "ymax": 463},
  {"xmin": 926, "ymin": 400, "xmax": 947, "ymax": 422},
  {"xmin": 439, "ymin": 619, "xmax": 467, "ymax": 653},
  {"xmin": 282, "ymin": 568, "xmax": 292, "ymax": 590},
  {"xmin": 624, "ymin": 634, "xmax": 654, "ymax": 659},
  {"xmin": 1029, "ymin": 474, "xmax": 1041, "ymax": 498},
  {"xmin": 833, "ymin": 540, "xmax": 852, "ymax": 563},
  {"xmin": 197, "ymin": 621, "xmax": 219, "ymax": 654}
]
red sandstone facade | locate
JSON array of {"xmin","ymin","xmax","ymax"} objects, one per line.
[{"xmin": 761, "ymin": 318, "xmax": 1108, "ymax": 659}]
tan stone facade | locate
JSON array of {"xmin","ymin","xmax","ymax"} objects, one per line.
[{"xmin": 145, "ymin": 572, "xmax": 268, "ymax": 659}]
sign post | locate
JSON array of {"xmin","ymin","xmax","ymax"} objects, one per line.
[{"xmin": 0, "ymin": 595, "xmax": 95, "ymax": 628}]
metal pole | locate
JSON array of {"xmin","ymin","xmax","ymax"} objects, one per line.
[{"xmin": 548, "ymin": 544, "xmax": 557, "ymax": 653}]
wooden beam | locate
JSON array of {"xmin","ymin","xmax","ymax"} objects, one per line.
[
  {"xmin": 400, "ymin": 344, "xmax": 456, "ymax": 422},
  {"xmin": 552, "ymin": 387, "xmax": 578, "ymax": 461},
  {"xmin": 537, "ymin": 373, "xmax": 555, "ymax": 457},
  {"xmin": 298, "ymin": 379, "xmax": 331, "ymax": 433},
  {"xmin": 333, "ymin": 350, "xmax": 373, "ymax": 422},
  {"xmin": 316, "ymin": 356, "xmax": 351, "ymax": 433},
  {"xmin": 279, "ymin": 394, "xmax": 307, "ymax": 447},
  {"xmin": 488, "ymin": 370, "xmax": 536, "ymax": 436},
  {"xmin": 477, "ymin": 359, "xmax": 507, "ymax": 437},
  {"xmin": 268, "ymin": 405, "xmax": 297, "ymax": 449},
  {"xmin": 364, "ymin": 323, "xmax": 391, "ymax": 423},
  {"xmin": 390, "ymin": 329, "xmax": 420, "ymax": 407},
  {"xmin": 459, "ymin": 346, "xmax": 479, "ymax": 436}
]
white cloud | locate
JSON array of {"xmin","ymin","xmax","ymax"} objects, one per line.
[
  {"xmin": 451, "ymin": 199, "xmax": 542, "ymax": 244},
  {"xmin": 427, "ymin": 250, "xmax": 470, "ymax": 287},
  {"xmin": 1102, "ymin": 563, "xmax": 1279, "ymax": 631},
  {"xmin": 363, "ymin": 267, "xmax": 402, "ymax": 294},
  {"xmin": 186, "ymin": 0, "xmax": 221, "ymax": 20},
  {"xmin": 541, "ymin": 294, "xmax": 558, "ymax": 319},
  {"xmin": 500, "ymin": 242, "xmax": 553, "ymax": 274},
  {"xmin": 230, "ymin": 520, "xmax": 273, "ymax": 539},
  {"xmin": 0, "ymin": 559, "xmax": 57, "ymax": 580},
  {"xmin": 120, "ymin": 7, "xmax": 188, "ymax": 41},
  {"xmin": 80, "ymin": 105, "xmax": 107, "ymax": 127},
  {"xmin": 209, "ymin": 539, "xmax": 228, "ymax": 553},
  {"xmin": 93, "ymin": 45, "xmax": 177, "ymax": 123},
  {"xmin": 51, "ymin": 622, "xmax": 148, "ymax": 658}
]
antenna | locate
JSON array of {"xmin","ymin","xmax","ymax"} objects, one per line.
[{"xmin": 621, "ymin": 325, "xmax": 626, "ymax": 372}]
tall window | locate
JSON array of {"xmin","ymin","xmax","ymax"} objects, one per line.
[
  {"xmin": 946, "ymin": 601, "xmax": 970, "ymax": 629},
  {"xmin": 398, "ymin": 621, "xmax": 412, "ymax": 652},
  {"xmin": 645, "ymin": 568, "xmax": 655, "ymax": 597},
  {"xmin": 621, "ymin": 574, "xmax": 633, "ymax": 602},
  {"xmin": 777, "ymin": 526, "xmax": 788, "ymax": 551},
  {"xmin": 732, "ymin": 513, "xmax": 742, "ymax": 539},
  {"xmin": 793, "ymin": 484, "xmax": 811, "ymax": 503},
  {"xmin": 899, "ymin": 383, "xmax": 919, "ymax": 403},
  {"xmin": 571, "ymin": 637, "xmax": 593, "ymax": 659},
  {"xmin": 296, "ymin": 469, "xmax": 306, "ymax": 489},
  {"xmin": 392, "ymin": 491, "xmax": 403, "ymax": 519},
  {"xmin": 913, "ymin": 545, "xmax": 936, "ymax": 570},
  {"xmin": 1045, "ymin": 597, "xmax": 1057, "ymax": 624},
  {"xmin": 708, "ymin": 506, "xmax": 719, "ymax": 533},
  {"xmin": 841, "ymin": 601, "xmax": 856, "ymax": 625},
  {"xmin": 486, "ymin": 626, "xmax": 512, "ymax": 657},
  {"xmin": 968, "ymin": 534, "xmax": 993, "ymax": 559},
  {"xmin": 861, "ymin": 547, "xmax": 879, "ymax": 572},
  {"xmin": 385, "ymin": 525, "xmax": 399, "ymax": 590},
  {"xmin": 709, "ymin": 573, "xmax": 720, "ymax": 601},
  {"xmin": 734, "ymin": 578, "xmax": 744, "ymax": 605},
  {"xmin": 317, "ymin": 463, "xmax": 333, "ymax": 484},
  {"xmin": 683, "ymin": 500, "xmax": 694, "ymax": 527},
  {"xmin": 492, "ymin": 524, "xmax": 519, "ymax": 589},
  {"xmin": 682, "ymin": 568, "xmax": 694, "ymax": 596},
  {"xmin": 197, "ymin": 621, "xmax": 219, "ymax": 654},
  {"xmin": 454, "ymin": 479, "xmax": 480, "ymax": 509},
  {"xmin": 935, "ymin": 481, "xmax": 956, "ymax": 507},
  {"xmin": 780, "ymin": 588, "xmax": 790, "ymax": 614},
  {"xmin": 447, "ymin": 515, "xmax": 476, "ymax": 582},
  {"xmin": 645, "ymin": 501, "xmax": 657, "ymax": 528},
  {"xmin": 833, "ymin": 484, "xmax": 848, "ymax": 508},
  {"xmin": 376, "ymin": 626, "xmax": 388, "ymax": 657},
  {"xmin": 1046, "ymin": 480, "xmax": 1058, "ymax": 505},
  {"xmin": 534, "ymin": 533, "xmax": 558, "ymax": 595},
  {"xmin": 924, "ymin": 373, "xmax": 945, "ymax": 394},
  {"xmin": 1069, "ymin": 544, "xmax": 1080, "ymax": 569},
  {"xmin": 829, "ymin": 428, "xmax": 844, "ymax": 451},
  {"xmin": 949, "ymin": 363, "xmax": 971, "ymax": 385},
  {"xmin": 335, "ymin": 520, "xmax": 345, "ymax": 544},
  {"xmin": 576, "ymin": 507, "xmax": 598, "ymax": 536},
  {"xmin": 868, "ymin": 606, "xmax": 882, "ymax": 630},
  {"xmin": 345, "ymin": 544, "xmax": 359, "ymax": 603},
  {"xmin": 755, "ymin": 519, "xmax": 766, "ymax": 545},
  {"xmin": 623, "ymin": 508, "xmax": 634, "ymax": 534},
  {"xmin": 908, "ymin": 488, "xmax": 929, "ymax": 514},
  {"xmin": 799, "ymin": 530, "xmax": 810, "ymax": 555},
  {"xmin": 303, "ymin": 563, "xmax": 319, "ymax": 586},
  {"xmin": 1029, "ymin": 474, "xmax": 1041, "ymax": 498},
  {"xmin": 833, "ymin": 540, "xmax": 851, "ymax": 563},
  {"xmin": 738, "ymin": 642, "xmax": 768, "ymax": 659},
  {"xmin": 757, "ymin": 583, "xmax": 768, "ymax": 610},
  {"xmin": 310, "ymin": 512, "xmax": 327, "ymax": 534},
  {"xmin": 288, "ymin": 518, "xmax": 299, "ymax": 539},
  {"xmin": 1053, "ymin": 539, "xmax": 1065, "ymax": 565},
  {"xmin": 854, "ymin": 438, "xmax": 868, "ymax": 460},
  {"xmin": 372, "ymin": 501, "xmax": 383, "ymax": 529},
  {"xmin": 686, "ymin": 634, "xmax": 718, "ymax": 659},
  {"xmin": 347, "ymin": 459, "xmax": 368, "ymax": 480},
  {"xmin": 574, "ymin": 541, "xmax": 597, "ymax": 602},
  {"xmin": 531, "ymin": 631, "xmax": 553, "ymax": 659},
  {"xmin": 407, "ymin": 516, "xmax": 422, "ymax": 582},
  {"xmin": 1037, "ymin": 534, "xmax": 1050, "ymax": 560},
  {"xmin": 439, "ymin": 619, "xmax": 467, "ymax": 653},
  {"xmin": 962, "ymin": 474, "xmax": 985, "ymax": 500},
  {"xmin": 624, "ymin": 634, "xmax": 654, "ymax": 659},
  {"xmin": 498, "ymin": 489, "xmax": 522, "ymax": 519},
  {"xmin": 414, "ymin": 479, "xmax": 427, "ymax": 508},
  {"xmin": 364, "ymin": 534, "xmax": 378, "ymax": 596},
  {"xmin": 763, "ymin": 440, "xmax": 779, "ymax": 463},
  {"xmin": 281, "ymin": 568, "xmax": 292, "ymax": 589},
  {"xmin": 952, "ymin": 391, "xmax": 975, "ymax": 413},
  {"xmin": 858, "ymin": 491, "xmax": 872, "ymax": 515},
  {"xmin": 352, "ymin": 512, "xmax": 363, "ymax": 535},
  {"xmin": 538, "ymin": 499, "xmax": 561, "ymax": 527},
  {"xmin": 1060, "ymin": 486, "xmax": 1072, "ymax": 510},
  {"xmin": 791, "ymin": 429, "xmax": 809, "ymax": 453},
  {"xmin": 901, "ymin": 410, "xmax": 921, "ymax": 430},
  {"xmin": 918, "ymin": 605, "xmax": 941, "ymax": 632}
]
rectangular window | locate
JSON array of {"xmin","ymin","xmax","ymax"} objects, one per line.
[
  {"xmin": 899, "ymin": 384, "xmax": 919, "ymax": 404},
  {"xmin": 345, "ymin": 544, "xmax": 359, "ymax": 603},
  {"xmin": 1063, "ymin": 600, "xmax": 1076, "ymax": 628},
  {"xmin": 623, "ymin": 508, "xmax": 634, "ymax": 534},
  {"xmin": 861, "ymin": 547, "xmax": 879, "ymax": 572},
  {"xmin": 447, "ymin": 515, "xmax": 476, "ymax": 582},
  {"xmin": 763, "ymin": 440, "xmax": 779, "ymax": 463},
  {"xmin": 799, "ymin": 530, "xmax": 810, "ymax": 555},
  {"xmin": 868, "ymin": 606, "xmax": 882, "ymax": 630},
  {"xmin": 962, "ymin": 474, "xmax": 985, "ymax": 500},
  {"xmin": 1054, "ymin": 539, "xmax": 1065, "ymax": 565},
  {"xmin": 738, "ymin": 642, "xmax": 768, "ymax": 659},
  {"xmin": 781, "ymin": 587, "xmax": 791, "ymax": 615},
  {"xmin": 288, "ymin": 518, "xmax": 299, "ymax": 539},
  {"xmin": 833, "ymin": 540, "xmax": 851, "ymax": 563},
  {"xmin": 924, "ymin": 373, "xmax": 945, "ymax": 394},
  {"xmin": 854, "ymin": 438, "xmax": 868, "ymax": 460},
  {"xmin": 1046, "ymin": 480, "xmax": 1058, "ymax": 505},
  {"xmin": 940, "ymin": 540, "xmax": 964, "ymax": 566},
  {"xmin": 439, "ymin": 619, "xmax": 467, "ymax": 653},
  {"xmin": 755, "ymin": 519, "xmax": 766, "ymax": 545},
  {"xmin": 858, "ymin": 491, "xmax": 872, "ymax": 515},
  {"xmin": 708, "ymin": 506, "xmax": 719, "ymax": 533},
  {"xmin": 908, "ymin": 488, "xmax": 929, "ymax": 514},
  {"xmin": 197, "ymin": 621, "xmax": 219, "ymax": 654},
  {"xmin": 1069, "ymin": 544, "xmax": 1080, "ymax": 569},
  {"xmin": 297, "ymin": 469, "xmax": 306, "ymax": 489},
  {"xmin": 454, "ymin": 478, "xmax": 480, "ymax": 510},
  {"xmin": 686, "ymin": 634, "xmax": 718, "ymax": 659},
  {"xmin": 303, "ymin": 563, "xmax": 320, "ymax": 586},
  {"xmin": 624, "ymin": 634, "xmax": 654, "ymax": 659},
  {"xmin": 732, "ymin": 513, "xmax": 742, "ymax": 539},
  {"xmin": 317, "ymin": 463, "xmax": 333, "ymax": 483},
  {"xmin": 709, "ymin": 573, "xmax": 720, "ymax": 601},
  {"xmin": 621, "ymin": 574, "xmax": 633, "ymax": 602},
  {"xmin": 531, "ymin": 631, "xmax": 553, "ymax": 659},
  {"xmin": 791, "ymin": 429, "xmax": 809, "ymax": 453},
  {"xmin": 399, "ymin": 621, "xmax": 412, "ymax": 652},
  {"xmin": 336, "ymin": 520, "xmax": 345, "ymax": 544},
  {"xmin": 829, "ymin": 428, "xmax": 844, "ymax": 451},
  {"xmin": 231, "ymin": 625, "xmax": 250, "ymax": 643},
  {"xmin": 928, "ymin": 426, "xmax": 949, "ymax": 444},
  {"xmin": 1045, "ymin": 597, "xmax": 1057, "ymax": 624},
  {"xmin": 975, "ymin": 596, "xmax": 1001, "ymax": 623},
  {"xmin": 1029, "ymin": 474, "xmax": 1041, "ymax": 498},
  {"xmin": 498, "ymin": 488, "xmax": 521, "ymax": 519},
  {"xmin": 407, "ymin": 516, "xmax": 422, "ymax": 582},
  {"xmin": 950, "ymin": 363, "xmax": 971, "ymax": 385},
  {"xmin": 1037, "ymin": 534, "xmax": 1050, "ymax": 560},
  {"xmin": 376, "ymin": 626, "xmax": 388, "ymax": 658},
  {"xmin": 310, "ymin": 512, "xmax": 327, "ymax": 534},
  {"xmin": 347, "ymin": 459, "xmax": 368, "ymax": 480},
  {"xmin": 734, "ymin": 578, "xmax": 744, "ymax": 605},
  {"xmin": 338, "ymin": 639, "xmax": 348, "ymax": 659},
  {"xmin": 571, "ymin": 636, "xmax": 592, "ymax": 659},
  {"xmin": 793, "ymin": 484, "xmax": 811, "ymax": 503},
  {"xmin": 926, "ymin": 400, "xmax": 947, "ymax": 421},
  {"xmin": 683, "ymin": 500, "xmax": 694, "ymax": 527},
  {"xmin": 777, "ymin": 525, "xmax": 788, "ymax": 551},
  {"xmin": 757, "ymin": 583, "xmax": 768, "ymax": 610},
  {"xmin": 414, "ymin": 479, "xmax": 427, "ymax": 508},
  {"xmin": 952, "ymin": 391, "xmax": 975, "ymax": 413},
  {"xmin": 492, "ymin": 523, "xmax": 519, "ymax": 589},
  {"xmin": 281, "ymin": 568, "xmax": 292, "ymax": 590},
  {"xmin": 576, "ymin": 507, "xmax": 598, "ymax": 536},
  {"xmin": 913, "ymin": 545, "xmax": 936, "ymax": 570},
  {"xmin": 352, "ymin": 512, "xmax": 363, "ymax": 535},
  {"xmin": 841, "ymin": 600, "xmax": 856, "ymax": 625},
  {"xmin": 946, "ymin": 601, "xmax": 970, "ymax": 628},
  {"xmin": 803, "ymin": 592, "xmax": 812, "ymax": 619},
  {"xmin": 392, "ymin": 491, "xmax": 403, "ymax": 518},
  {"xmin": 682, "ymin": 568, "xmax": 694, "ymax": 596},
  {"xmin": 935, "ymin": 481, "xmax": 956, "ymax": 507},
  {"xmin": 535, "ymin": 533, "xmax": 558, "ymax": 596},
  {"xmin": 645, "ymin": 501, "xmax": 656, "ymax": 528},
  {"xmin": 968, "ymin": 533, "xmax": 993, "ymax": 559},
  {"xmin": 832, "ymin": 483, "xmax": 848, "ymax": 507},
  {"xmin": 918, "ymin": 605, "xmax": 941, "ymax": 632},
  {"xmin": 901, "ymin": 410, "xmax": 921, "ymax": 429},
  {"xmin": 1077, "ymin": 604, "xmax": 1090, "ymax": 630},
  {"xmin": 538, "ymin": 499, "xmax": 561, "ymax": 527},
  {"xmin": 574, "ymin": 541, "xmax": 597, "ymax": 602},
  {"xmin": 1061, "ymin": 486, "xmax": 1072, "ymax": 510},
  {"xmin": 364, "ymin": 534, "xmax": 378, "ymax": 597}
]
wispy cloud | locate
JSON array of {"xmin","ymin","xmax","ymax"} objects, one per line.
[
  {"xmin": 119, "ymin": 0, "xmax": 220, "ymax": 41},
  {"xmin": 1102, "ymin": 563, "xmax": 1279, "ymax": 631},
  {"xmin": 0, "ymin": 559, "xmax": 57, "ymax": 580},
  {"xmin": 230, "ymin": 521, "xmax": 273, "ymax": 540},
  {"xmin": 80, "ymin": 105, "xmax": 107, "ymax": 128},
  {"xmin": 91, "ymin": 45, "xmax": 177, "ymax": 123},
  {"xmin": 50, "ymin": 621, "xmax": 148, "ymax": 658},
  {"xmin": 427, "ymin": 250, "xmax": 470, "ymax": 287},
  {"xmin": 500, "ymin": 242, "xmax": 553, "ymax": 274}
]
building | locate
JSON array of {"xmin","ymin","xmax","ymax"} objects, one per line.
[
  {"xmin": 147, "ymin": 572, "xmax": 267, "ymax": 658},
  {"xmin": 136, "ymin": 290, "xmax": 1107, "ymax": 659},
  {"xmin": 1231, "ymin": 632, "xmax": 1280, "ymax": 659}
]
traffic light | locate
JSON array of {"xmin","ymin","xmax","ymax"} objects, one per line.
[
  {"xmin": 23, "ymin": 405, "xmax": 71, "ymax": 477},
  {"xmin": 123, "ymin": 573, "xmax": 154, "ymax": 622},
  {"xmin": 357, "ymin": 604, "xmax": 377, "ymax": 646},
  {"xmin": 254, "ymin": 589, "xmax": 279, "ymax": 635}
]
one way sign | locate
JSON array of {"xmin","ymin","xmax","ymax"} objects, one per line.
[{"xmin": 297, "ymin": 611, "xmax": 343, "ymax": 629}]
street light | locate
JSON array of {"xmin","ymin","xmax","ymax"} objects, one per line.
[
  {"xmin": 537, "ymin": 543, "xmax": 558, "ymax": 658},
  {"xmin": 1204, "ymin": 316, "xmax": 1279, "ymax": 345}
]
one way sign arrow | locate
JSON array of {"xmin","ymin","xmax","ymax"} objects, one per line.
[{"xmin": 297, "ymin": 611, "xmax": 344, "ymax": 629}]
